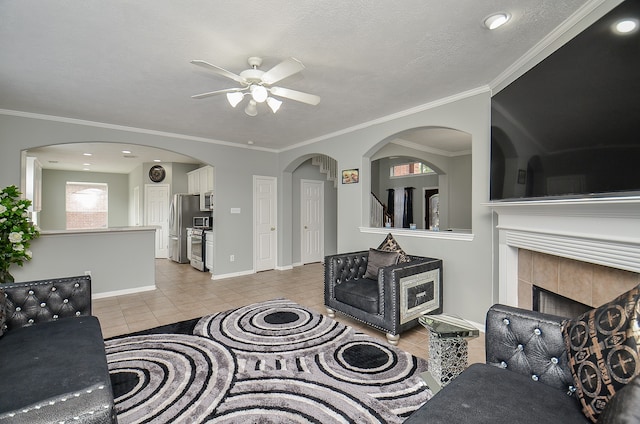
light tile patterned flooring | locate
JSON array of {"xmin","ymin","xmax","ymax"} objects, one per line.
[{"xmin": 93, "ymin": 259, "xmax": 485, "ymax": 364}]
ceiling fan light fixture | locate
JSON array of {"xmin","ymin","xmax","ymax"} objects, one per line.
[
  {"xmin": 245, "ymin": 99, "xmax": 258, "ymax": 116},
  {"xmin": 484, "ymin": 13, "xmax": 510, "ymax": 30},
  {"xmin": 250, "ymin": 85, "xmax": 269, "ymax": 103},
  {"xmin": 226, "ymin": 92, "xmax": 244, "ymax": 107},
  {"xmin": 267, "ymin": 97, "xmax": 282, "ymax": 113}
]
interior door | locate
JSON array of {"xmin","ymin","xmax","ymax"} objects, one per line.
[
  {"xmin": 254, "ymin": 176, "xmax": 277, "ymax": 272},
  {"xmin": 145, "ymin": 184, "xmax": 170, "ymax": 258},
  {"xmin": 301, "ymin": 179, "xmax": 324, "ymax": 264}
]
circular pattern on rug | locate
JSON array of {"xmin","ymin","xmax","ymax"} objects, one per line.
[
  {"xmin": 315, "ymin": 333, "xmax": 418, "ymax": 385},
  {"xmin": 105, "ymin": 333, "xmax": 234, "ymax": 424},
  {"xmin": 211, "ymin": 376, "xmax": 402, "ymax": 424},
  {"xmin": 194, "ymin": 299, "xmax": 350, "ymax": 355}
]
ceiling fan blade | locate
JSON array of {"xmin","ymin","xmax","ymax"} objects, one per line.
[
  {"xmin": 191, "ymin": 87, "xmax": 245, "ymax": 99},
  {"xmin": 270, "ymin": 86, "xmax": 321, "ymax": 106},
  {"xmin": 190, "ymin": 60, "xmax": 247, "ymax": 84},
  {"xmin": 261, "ymin": 57, "xmax": 305, "ymax": 85}
]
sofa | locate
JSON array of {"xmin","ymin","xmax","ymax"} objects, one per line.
[
  {"xmin": 406, "ymin": 302, "xmax": 640, "ymax": 424},
  {"xmin": 0, "ymin": 276, "xmax": 117, "ymax": 424}
]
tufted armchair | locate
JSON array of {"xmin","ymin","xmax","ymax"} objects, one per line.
[
  {"xmin": 324, "ymin": 250, "xmax": 443, "ymax": 345},
  {"xmin": 0, "ymin": 276, "xmax": 117, "ymax": 423},
  {"xmin": 405, "ymin": 304, "xmax": 590, "ymax": 423}
]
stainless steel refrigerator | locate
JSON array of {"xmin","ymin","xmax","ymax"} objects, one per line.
[{"xmin": 168, "ymin": 193, "xmax": 200, "ymax": 263}]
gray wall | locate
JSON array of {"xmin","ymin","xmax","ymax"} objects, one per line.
[
  {"xmin": 291, "ymin": 159, "xmax": 337, "ymax": 264},
  {"xmin": 40, "ymin": 169, "xmax": 129, "ymax": 230},
  {"xmin": 279, "ymin": 91, "xmax": 495, "ymax": 324}
]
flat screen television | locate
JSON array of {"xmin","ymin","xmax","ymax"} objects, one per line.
[{"xmin": 490, "ymin": 0, "xmax": 640, "ymax": 201}]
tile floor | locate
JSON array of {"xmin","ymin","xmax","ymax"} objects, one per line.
[{"xmin": 93, "ymin": 259, "xmax": 485, "ymax": 364}]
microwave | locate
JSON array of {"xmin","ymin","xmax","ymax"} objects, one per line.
[
  {"xmin": 193, "ymin": 216, "xmax": 211, "ymax": 228},
  {"xmin": 200, "ymin": 191, "xmax": 214, "ymax": 211}
]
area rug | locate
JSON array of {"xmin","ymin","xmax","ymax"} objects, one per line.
[{"xmin": 105, "ymin": 298, "xmax": 432, "ymax": 423}]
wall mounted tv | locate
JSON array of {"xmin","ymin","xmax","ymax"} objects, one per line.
[{"xmin": 490, "ymin": 0, "xmax": 640, "ymax": 201}]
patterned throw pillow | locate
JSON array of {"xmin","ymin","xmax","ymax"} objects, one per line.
[
  {"xmin": 377, "ymin": 233, "xmax": 410, "ymax": 263},
  {"xmin": 0, "ymin": 288, "xmax": 6, "ymax": 338},
  {"xmin": 562, "ymin": 284, "xmax": 640, "ymax": 423}
]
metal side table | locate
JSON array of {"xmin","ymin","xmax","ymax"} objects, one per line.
[{"xmin": 419, "ymin": 314, "xmax": 479, "ymax": 394}]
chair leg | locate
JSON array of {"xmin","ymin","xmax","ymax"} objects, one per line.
[
  {"xmin": 326, "ymin": 308, "xmax": 335, "ymax": 318},
  {"xmin": 386, "ymin": 333, "xmax": 400, "ymax": 345}
]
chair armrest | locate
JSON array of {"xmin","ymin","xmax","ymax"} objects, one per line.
[
  {"xmin": 485, "ymin": 304, "xmax": 575, "ymax": 393},
  {"xmin": 2, "ymin": 275, "xmax": 92, "ymax": 331},
  {"xmin": 379, "ymin": 256, "xmax": 444, "ymax": 321}
]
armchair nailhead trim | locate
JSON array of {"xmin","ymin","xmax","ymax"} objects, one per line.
[
  {"xmin": 51, "ymin": 287, "xmax": 56, "ymax": 291},
  {"xmin": 500, "ymin": 361, "xmax": 507, "ymax": 368},
  {"xmin": 551, "ymin": 357, "xmax": 559, "ymax": 364},
  {"xmin": 532, "ymin": 374, "xmax": 539, "ymax": 381},
  {"xmin": 28, "ymin": 290, "xmax": 34, "ymax": 295},
  {"xmin": 503, "ymin": 318, "xmax": 510, "ymax": 325},
  {"xmin": 534, "ymin": 328, "xmax": 541, "ymax": 335}
]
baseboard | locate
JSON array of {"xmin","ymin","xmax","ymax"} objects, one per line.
[
  {"xmin": 93, "ymin": 285, "xmax": 156, "ymax": 299},
  {"xmin": 291, "ymin": 262, "xmax": 303, "ymax": 268},
  {"xmin": 212, "ymin": 269, "xmax": 255, "ymax": 280},
  {"xmin": 277, "ymin": 264, "xmax": 294, "ymax": 271}
]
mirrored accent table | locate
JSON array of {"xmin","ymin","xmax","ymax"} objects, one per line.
[{"xmin": 419, "ymin": 314, "xmax": 480, "ymax": 393}]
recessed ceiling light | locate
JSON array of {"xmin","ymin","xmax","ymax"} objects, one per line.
[
  {"xmin": 484, "ymin": 13, "xmax": 510, "ymax": 30},
  {"xmin": 613, "ymin": 18, "xmax": 638, "ymax": 34},
  {"xmin": 121, "ymin": 150, "xmax": 131, "ymax": 154},
  {"xmin": 83, "ymin": 153, "xmax": 92, "ymax": 156},
  {"xmin": 83, "ymin": 168, "xmax": 90, "ymax": 171},
  {"xmin": 153, "ymin": 159, "xmax": 161, "ymax": 162},
  {"xmin": 247, "ymin": 141, "xmax": 254, "ymax": 145},
  {"xmin": 83, "ymin": 163, "xmax": 91, "ymax": 166}
]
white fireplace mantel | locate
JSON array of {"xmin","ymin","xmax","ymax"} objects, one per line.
[{"xmin": 485, "ymin": 196, "xmax": 640, "ymax": 307}]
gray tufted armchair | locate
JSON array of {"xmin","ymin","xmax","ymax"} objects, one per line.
[{"xmin": 324, "ymin": 250, "xmax": 443, "ymax": 344}]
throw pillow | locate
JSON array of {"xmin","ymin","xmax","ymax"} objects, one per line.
[
  {"xmin": 562, "ymin": 284, "xmax": 640, "ymax": 423},
  {"xmin": 0, "ymin": 288, "xmax": 6, "ymax": 338},
  {"xmin": 363, "ymin": 248, "xmax": 400, "ymax": 279},
  {"xmin": 377, "ymin": 233, "xmax": 410, "ymax": 263},
  {"xmin": 597, "ymin": 374, "xmax": 640, "ymax": 424}
]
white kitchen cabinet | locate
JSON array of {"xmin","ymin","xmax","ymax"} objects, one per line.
[
  {"xmin": 187, "ymin": 170, "xmax": 200, "ymax": 194},
  {"xmin": 200, "ymin": 165, "xmax": 214, "ymax": 193},
  {"xmin": 205, "ymin": 230, "xmax": 214, "ymax": 273}
]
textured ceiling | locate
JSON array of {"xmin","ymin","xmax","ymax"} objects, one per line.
[{"xmin": 1, "ymin": 0, "xmax": 594, "ymax": 152}]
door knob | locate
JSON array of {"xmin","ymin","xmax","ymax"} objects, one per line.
[
  {"xmin": 304, "ymin": 226, "xmax": 308, "ymax": 229},
  {"xmin": 271, "ymin": 227, "xmax": 276, "ymax": 231}
]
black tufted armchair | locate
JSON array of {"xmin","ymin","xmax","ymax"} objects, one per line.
[
  {"xmin": 405, "ymin": 304, "xmax": 590, "ymax": 424},
  {"xmin": 0, "ymin": 276, "xmax": 117, "ymax": 423},
  {"xmin": 324, "ymin": 250, "xmax": 443, "ymax": 345}
]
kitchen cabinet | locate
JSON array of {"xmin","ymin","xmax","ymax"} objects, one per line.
[
  {"xmin": 187, "ymin": 165, "xmax": 214, "ymax": 196},
  {"xmin": 205, "ymin": 230, "xmax": 214, "ymax": 273}
]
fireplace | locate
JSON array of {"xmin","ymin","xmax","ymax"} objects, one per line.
[
  {"xmin": 532, "ymin": 285, "xmax": 591, "ymax": 318},
  {"xmin": 489, "ymin": 197, "xmax": 640, "ymax": 314}
]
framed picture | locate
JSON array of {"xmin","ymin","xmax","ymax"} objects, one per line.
[
  {"xmin": 342, "ymin": 169, "xmax": 359, "ymax": 184},
  {"xmin": 517, "ymin": 169, "xmax": 527, "ymax": 185}
]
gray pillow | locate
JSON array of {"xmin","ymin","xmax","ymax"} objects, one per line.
[{"xmin": 363, "ymin": 248, "xmax": 400, "ymax": 279}]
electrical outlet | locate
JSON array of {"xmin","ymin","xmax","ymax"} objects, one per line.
[{"xmin": 230, "ymin": 254, "xmax": 235, "ymax": 262}]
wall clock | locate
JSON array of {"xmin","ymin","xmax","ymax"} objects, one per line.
[{"xmin": 149, "ymin": 165, "xmax": 166, "ymax": 183}]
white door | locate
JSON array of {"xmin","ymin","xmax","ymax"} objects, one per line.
[
  {"xmin": 254, "ymin": 176, "xmax": 277, "ymax": 272},
  {"xmin": 301, "ymin": 179, "xmax": 324, "ymax": 264},
  {"xmin": 145, "ymin": 184, "xmax": 170, "ymax": 258}
]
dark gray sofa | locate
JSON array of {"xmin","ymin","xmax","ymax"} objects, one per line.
[
  {"xmin": 406, "ymin": 304, "xmax": 590, "ymax": 423},
  {"xmin": 0, "ymin": 276, "xmax": 117, "ymax": 424}
]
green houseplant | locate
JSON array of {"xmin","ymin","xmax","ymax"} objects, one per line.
[{"xmin": 0, "ymin": 185, "xmax": 40, "ymax": 283}]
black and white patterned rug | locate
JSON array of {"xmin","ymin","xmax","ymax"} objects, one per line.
[{"xmin": 106, "ymin": 298, "xmax": 432, "ymax": 423}]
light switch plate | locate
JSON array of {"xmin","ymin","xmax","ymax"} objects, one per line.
[{"xmin": 230, "ymin": 208, "xmax": 241, "ymax": 214}]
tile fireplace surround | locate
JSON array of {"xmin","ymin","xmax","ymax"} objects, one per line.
[{"xmin": 489, "ymin": 196, "xmax": 640, "ymax": 311}]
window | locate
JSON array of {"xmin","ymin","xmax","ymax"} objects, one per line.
[
  {"xmin": 66, "ymin": 182, "xmax": 108, "ymax": 230},
  {"xmin": 390, "ymin": 161, "xmax": 435, "ymax": 177}
]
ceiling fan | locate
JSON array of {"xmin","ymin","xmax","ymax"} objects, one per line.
[{"xmin": 190, "ymin": 56, "xmax": 320, "ymax": 116}]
